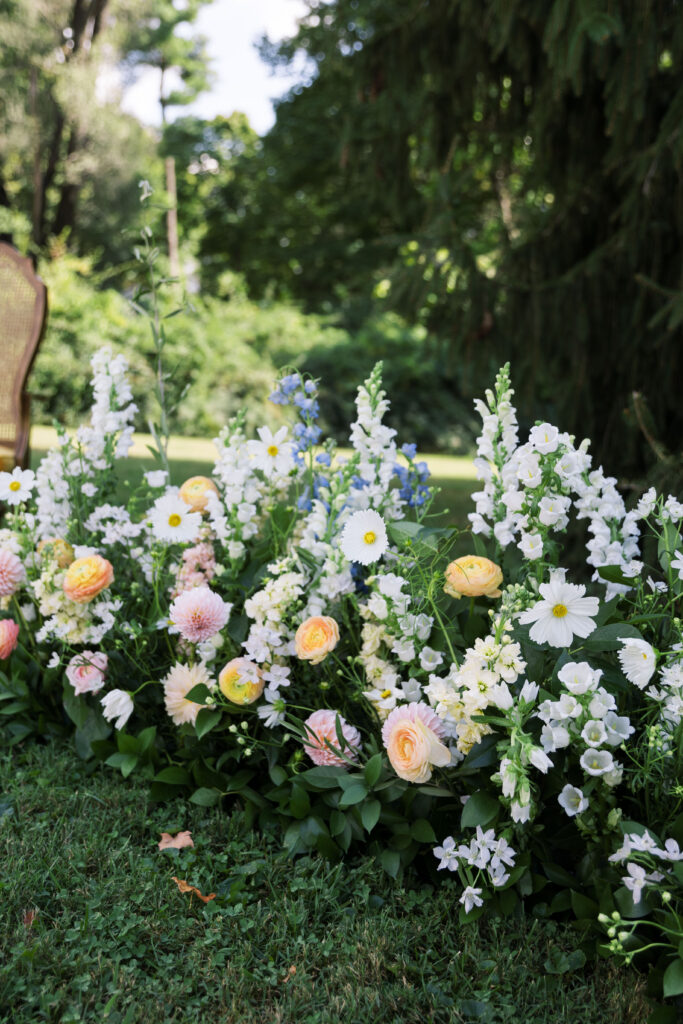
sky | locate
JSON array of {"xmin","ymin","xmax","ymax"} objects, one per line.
[{"xmin": 119, "ymin": 0, "xmax": 310, "ymax": 135}]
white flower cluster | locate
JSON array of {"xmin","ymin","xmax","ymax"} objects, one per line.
[
  {"xmin": 32, "ymin": 560, "xmax": 121, "ymax": 646},
  {"xmin": 346, "ymin": 363, "xmax": 405, "ymax": 521},
  {"xmin": 608, "ymin": 829, "xmax": 683, "ymax": 904},
  {"xmin": 537, "ymin": 661, "xmax": 632, "ymax": 805},
  {"xmin": 469, "ymin": 366, "xmax": 642, "ymax": 596},
  {"xmin": 75, "ymin": 348, "xmax": 138, "ymax": 466},
  {"xmin": 84, "ymin": 504, "xmax": 145, "ymax": 547},
  {"xmin": 425, "ymin": 633, "xmax": 526, "ymax": 758},
  {"xmin": 434, "ymin": 826, "xmax": 518, "ymax": 913},
  {"xmin": 207, "ymin": 417, "xmax": 298, "ymax": 560}
]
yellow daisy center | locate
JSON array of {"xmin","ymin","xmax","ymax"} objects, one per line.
[
  {"xmin": 363, "ymin": 531, "xmax": 376, "ymax": 545},
  {"xmin": 8, "ymin": 481, "xmax": 21, "ymax": 492},
  {"xmin": 168, "ymin": 513, "xmax": 182, "ymax": 527},
  {"xmin": 267, "ymin": 445, "xmax": 279, "ymax": 456},
  {"xmin": 552, "ymin": 603, "xmax": 568, "ymax": 618}
]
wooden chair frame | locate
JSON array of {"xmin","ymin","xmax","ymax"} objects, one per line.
[{"xmin": 0, "ymin": 243, "xmax": 48, "ymax": 470}]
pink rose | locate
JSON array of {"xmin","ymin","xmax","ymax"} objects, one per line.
[{"xmin": 65, "ymin": 650, "xmax": 108, "ymax": 696}]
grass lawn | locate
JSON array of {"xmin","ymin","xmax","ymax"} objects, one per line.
[
  {"xmin": 28, "ymin": 427, "xmax": 479, "ymax": 526},
  {"xmin": 0, "ymin": 740, "xmax": 649, "ymax": 1024}
]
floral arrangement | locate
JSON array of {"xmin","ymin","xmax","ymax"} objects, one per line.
[{"xmin": 1, "ymin": 351, "xmax": 682, "ymax": 1010}]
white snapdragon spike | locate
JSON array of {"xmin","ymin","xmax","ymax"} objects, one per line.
[
  {"xmin": 617, "ymin": 638, "xmax": 657, "ymax": 689},
  {"xmin": 517, "ymin": 572, "xmax": 599, "ymax": 647},
  {"xmin": 77, "ymin": 349, "xmax": 138, "ymax": 464},
  {"xmin": 346, "ymin": 364, "xmax": 405, "ymax": 520}
]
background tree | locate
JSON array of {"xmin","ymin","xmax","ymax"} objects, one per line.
[{"xmin": 218, "ymin": 0, "xmax": 683, "ymax": 483}]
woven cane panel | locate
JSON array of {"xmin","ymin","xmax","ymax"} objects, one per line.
[{"xmin": 0, "ymin": 253, "xmax": 39, "ymax": 441}]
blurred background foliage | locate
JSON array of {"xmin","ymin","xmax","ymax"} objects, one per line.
[{"xmin": 1, "ymin": 0, "xmax": 681, "ymax": 485}]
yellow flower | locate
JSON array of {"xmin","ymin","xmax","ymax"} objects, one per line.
[
  {"xmin": 218, "ymin": 658, "xmax": 264, "ymax": 704},
  {"xmin": 294, "ymin": 616, "xmax": 340, "ymax": 665},
  {"xmin": 178, "ymin": 476, "xmax": 219, "ymax": 513},
  {"xmin": 443, "ymin": 555, "xmax": 503, "ymax": 599},
  {"xmin": 37, "ymin": 537, "xmax": 74, "ymax": 569},
  {"xmin": 63, "ymin": 555, "xmax": 114, "ymax": 604}
]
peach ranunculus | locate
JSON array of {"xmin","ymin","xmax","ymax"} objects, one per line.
[
  {"xmin": 0, "ymin": 618, "xmax": 20, "ymax": 659},
  {"xmin": 294, "ymin": 616, "xmax": 340, "ymax": 665},
  {"xmin": 63, "ymin": 555, "xmax": 114, "ymax": 604},
  {"xmin": 381, "ymin": 702, "xmax": 451, "ymax": 783},
  {"xmin": 178, "ymin": 476, "xmax": 219, "ymax": 513},
  {"xmin": 218, "ymin": 658, "xmax": 264, "ymax": 705},
  {"xmin": 443, "ymin": 555, "xmax": 503, "ymax": 600},
  {"xmin": 37, "ymin": 537, "xmax": 74, "ymax": 569}
]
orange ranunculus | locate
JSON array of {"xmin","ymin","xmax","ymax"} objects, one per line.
[
  {"xmin": 63, "ymin": 554, "xmax": 114, "ymax": 604},
  {"xmin": 37, "ymin": 537, "xmax": 74, "ymax": 569},
  {"xmin": 443, "ymin": 555, "xmax": 503, "ymax": 600},
  {"xmin": 382, "ymin": 703, "xmax": 451, "ymax": 783},
  {"xmin": 294, "ymin": 616, "xmax": 340, "ymax": 665},
  {"xmin": 218, "ymin": 658, "xmax": 264, "ymax": 705},
  {"xmin": 178, "ymin": 476, "xmax": 219, "ymax": 513}
]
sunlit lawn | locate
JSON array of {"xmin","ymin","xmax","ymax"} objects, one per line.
[{"xmin": 29, "ymin": 426, "xmax": 478, "ymax": 525}]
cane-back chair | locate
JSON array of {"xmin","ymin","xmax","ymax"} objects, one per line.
[{"xmin": 0, "ymin": 244, "xmax": 47, "ymax": 470}]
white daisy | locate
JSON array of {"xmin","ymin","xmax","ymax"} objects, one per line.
[
  {"xmin": 340, "ymin": 509, "xmax": 388, "ymax": 565},
  {"xmin": 148, "ymin": 493, "xmax": 201, "ymax": 544},
  {"xmin": 617, "ymin": 638, "xmax": 656, "ymax": 689},
  {"xmin": 0, "ymin": 467, "xmax": 35, "ymax": 505},
  {"xmin": 246, "ymin": 426, "xmax": 294, "ymax": 476},
  {"xmin": 518, "ymin": 573, "xmax": 599, "ymax": 648}
]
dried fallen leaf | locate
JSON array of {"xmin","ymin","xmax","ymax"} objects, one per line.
[
  {"xmin": 171, "ymin": 876, "xmax": 216, "ymax": 904},
  {"xmin": 282, "ymin": 965, "xmax": 297, "ymax": 984},
  {"xmin": 158, "ymin": 830, "xmax": 194, "ymax": 851},
  {"xmin": 22, "ymin": 909, "xmax": 38, "ymax": 930}
]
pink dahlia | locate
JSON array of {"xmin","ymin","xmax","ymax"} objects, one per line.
[
  {"xmin": 66, "ymin": 650, "xmax": 108, "ymax": 696},
  {"xmin": 303, "ymin": 709, "xmax": 362, "ymax": 767},
  {"xmin": 0, "ymin": 549, "xmax": 24, "ymax": 598},
  {"xmin": 169, "ymin": 585, "xmax": 231, "ymax": 643},
  {"xmin": 0, "ymin": 619, "xmax": 19, "ymax": 660}
]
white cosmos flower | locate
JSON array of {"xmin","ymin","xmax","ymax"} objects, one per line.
[
  {"xmin": 0, "ymin": 467, "xmax": 35, "ymax": 505},
  {"xmin": 246, "ymin": 426, "xmax": 294, "ymax": 476},
  {"xmin": 149, "ymin": 493, "xmax": 201, "ymax": 544},
  {"xmin": 617, "ymin": 638, "xmax": 657, "ymax": 689},
  {"xmin": 340, "ymin": 509, "xmax": 388, "ymax": 565},
  {"xmin": 518, "ymin": 574, "xmax": 599, "ymax": 648},
  {"xmin": 558, "ymin": 784, "xmax": 588, "ymax": 817}
]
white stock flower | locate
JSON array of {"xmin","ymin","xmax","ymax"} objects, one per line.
[
  {"xmin": 518, "ymin": 575, "xmax": 599, "ymax": 648},
  {"xmin": 340, "ymin": 510, "xmax": 388, "ymax": 565},
  {"xmin": 617, "ymin": 638, "xmax": 656, "ymax": 689}
]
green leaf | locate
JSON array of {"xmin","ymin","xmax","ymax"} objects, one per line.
[
  {"xmin": 461, "ymin": 791, "xmax": 499, "ymax": 829},
  {"xmin": 62, "ymin": 687, "xmax": 89, "ymax": 729},
  {"xmin": 364, "ymin": 753, "xmax": 383, "ymax": 788},
  {"xmin": 338, "ymin": 783, "xmax": 368, "ymax": 807},
  {"xmin": 154, "ymin": 766, "xmax": 191, "ymax": 786},
  {"xmin": 380, "ymin": 849, "xmax": 400, "ymax": 878},
  {"xmin": 184, "ymin": 684, "xmax": 212, "ymax": 704},
  {"xmin": 195, "ymin": 709, "xmax": 222, "ymax": 740},
  {"xmin": 597, "ymin": 565, "xmax": 633, "ymax": 586},
  {"xmin": 189, "ymin": 787, "xmax": 221, "ymax": 807},
  {"xmin": 584, "ymin": 623, "xmax": 643, "ymax": 652},
  {"xmin": 330, "ymin": 809, "xmax": 347, "ymax": 836},
  {"xmin": 410, "ymin": 818, "xmax": 437, "ymax": 843},
  {"xmin": 663, "ymin": 957, "xmax": 683, "ymax": 998},
  {"xmin": 360, "ymin": 799, "xmax": 381, "ymax": 833},
  {"xmin": 269, "ymin": 765, "xmax": 287, "ymax": 786},
  {"xmin": 289, "ymin": 784, "xmax": 311, "ymax": 819},
  {"xmin": 544, "ymin": 948, "xmax": 586, "ymax": 975},
  {"xmin": 570, "ymin": 890, "xmax": 598, "ymax": 921},
  {"xmin": 105, "ymin": 752, "xmax": 139, "ymax": 778},
  {"xmin": 137, "ymin": 726, "xmax": 157, "ymax": 753}
]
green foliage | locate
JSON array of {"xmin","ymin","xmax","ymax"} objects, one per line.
[{"xmin": 0, "ymin": 740, "xmax": 650, "ymax": 1023}]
